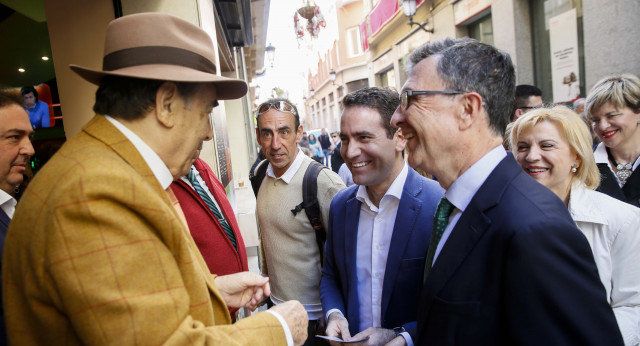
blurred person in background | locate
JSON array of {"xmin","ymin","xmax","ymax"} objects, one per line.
[
  {"xmin": 512, "ymin": 84, "xmax": 543, "ymax": 121},
  {"xmin": 329, "ymin": 131, "xmax": 343, "ymax": 173},
  {"xmin": 20, "ymin": 86, "xmax": 50, "ymax": 129},
  {"xmin": 308, "ymin": 133, "xmax": 323, "ymax": 164},
  {"xmin": 510, "ymin": 106, "xmax": 640, "ymax": 345}
]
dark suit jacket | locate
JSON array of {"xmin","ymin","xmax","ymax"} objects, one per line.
[
  {"xmin": 170, "ymin": 158, "xmax": 249, "ymax": 277},
  {"xmin": 330, "ymin": 142, "xmax": 344, "ymax": 174},
  {"xmin": 321, "ymin": 167, "xmax": 444, "ymax": 335},
  {"xmin": 596, "ymin": 163, "xmax": 640, "ymax": 207},
  {"xmin": 416, "ymin": 155, "xmax": 623, "ymax": 345},
  {"xmin": 0, "ymin": 208, "xmax": 8, "ymax": 345}
]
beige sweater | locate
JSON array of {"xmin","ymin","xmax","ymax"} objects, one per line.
[{"xmin": 257, "ymin": 155, "xmax": 345, "ymax": 317}]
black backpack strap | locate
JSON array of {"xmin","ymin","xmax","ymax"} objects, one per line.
[
  {"xmin": 290, "ymin": 161, "xmax": 327, "ymax": 266},
  {"xmin": 250, "ymin": 159, "xmax": 269, "ymax": 197}
]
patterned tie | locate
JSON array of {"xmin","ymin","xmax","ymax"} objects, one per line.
[
  {"xmin": 186, "ymin": 169, "xmax": 238, "ymax": 250},
  {"xmin": 424, "ymin": 197, "xmax": 455, "ymax": 283}
]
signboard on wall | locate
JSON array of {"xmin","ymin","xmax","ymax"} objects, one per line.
[
  {"xmin": 549, "ymin": 8, "xmax": 581, "ymax": 103},
  {"xmin": 453, "ymin": 0, "xmax": 492, "ymax": 25},
  {"xmin": 211, "ymin": 110, "xmax": 232, "ymax": 187}
]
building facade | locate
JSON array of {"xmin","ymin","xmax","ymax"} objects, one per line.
[{"xmin": 311, "ymin": 0, "xmax": 638, "ymax": 109}]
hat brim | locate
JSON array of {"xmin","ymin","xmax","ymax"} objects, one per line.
[{"xmin": 69, "ymin": 64, "xmax": 248, "ymax": 100}]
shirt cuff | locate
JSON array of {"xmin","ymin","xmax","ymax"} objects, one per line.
[
  {"xmin": 400, "ymin": 331, "xmax": 413, "ymax": 346},
  {"xmin": 325, "ymin": 308, "xmax": 344, "ymax": 322},
  {"xmin": 265, "ymin": 310, "xmax": 293, "ymax": 346}
]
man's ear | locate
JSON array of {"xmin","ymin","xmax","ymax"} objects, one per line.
[
  {"xmin": 155, "ymin": 82, "xmax": 179, "ymax": 128},
  {"xmin": 514, "ymin": 109, "xmax": 524, "ymax": 121},
  {"xmin": 295, "ymin": 125, "xmax": 303, "ymax": 143},
  {"xmin": 256, "ymin": 127, "xmax": 262, "ymax": 146},
  {"xmin": 458, "ymin": 92, "xmax": 484, "ymax": 130},
  {"xmin": 393, "ymin": 128, "xmax": 406, "ymax": 152}
]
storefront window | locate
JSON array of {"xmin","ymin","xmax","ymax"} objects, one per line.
[
  {"xmin": 377, "ymin": 67, "xmax": 396, "ymax": 89},
  {"xmin": 531, "ymin": 0, "xmax": 584, "ymax": 104},
  {"xmin": 468, "ymin": 15, "xmax": 493, "ymax": 45}
]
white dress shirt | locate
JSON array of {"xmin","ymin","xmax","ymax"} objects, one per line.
[
  {"xmin": 0, "ymin": 190, "xmax": 18, "ymax": 219},
  {"xmin": 355, "ymin": 163, "xmax": 408, "ymax": 332},
  {"xmin": 433, "ymin": 146, "xmax": 507, "ymax": 264},
  {"xmin": 104, "ymin": 116, "xmax": 293, "ymax": 345},
  {"xmin": 0, "ymin": 189, "xmax": 16, "ymax": 219}
]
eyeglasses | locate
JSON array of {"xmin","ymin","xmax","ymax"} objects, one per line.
[
  {"xmin": 518, "ymin": 105, "xmax": 542, "ymax": 110},
  {"xmin": 256, "ymin": 101, "xmax": 298, "ymax": 116},
  {"xmin": 400, "ymin": 90, "xmax": 466, "ymax": 111}
]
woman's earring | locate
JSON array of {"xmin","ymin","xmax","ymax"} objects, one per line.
[{"xmin": 571, "ymin": 164, "xmax": 578, "ymax": 173}]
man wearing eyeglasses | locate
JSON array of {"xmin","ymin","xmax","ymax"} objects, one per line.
[
  {"xmin": 390, "ymin": 37, "xmax": 623, "ymax": 345},
  {"xmin": 254, "ymin": 98, "xmax": 345, "ymax": 345},
  {"xmin": 512, "ymin": 84, "xmax": 543, "ymax": 121}
]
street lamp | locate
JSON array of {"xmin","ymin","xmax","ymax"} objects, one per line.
[
  {"xmin": 266, "ymin": 43, "xmax": 276, "ymax": 67},
  {"xmin": 403, "ymin": 0, "xmax": 433, "ymax": 33},
  {"xmin": 329, "ymin": 69, "xmax": 337, "ymax": 86}
]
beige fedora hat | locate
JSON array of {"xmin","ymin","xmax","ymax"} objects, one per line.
[{"xmin": 70, "ymin": 12, "xmax": 247, "ymax": 100}]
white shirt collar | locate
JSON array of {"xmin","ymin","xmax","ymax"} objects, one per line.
[
  {"xmin": 446, "ymin": 145, "xmax": 507, "ymax": 211},
  {"xmin": 266, "ymin": 149, "xmax": 304, "ymax": 184},
  {"xmin": 104, "ymin": 115, "xmax": 174, "ymax": 189},
  {"xmin": 0, "ymin": 189, "xmax": 17, "ymax": 219},
  {"xmin": 594, "ymin": 142, "xmax": 640, "ymax": 171},
  {"xmin": 356, "ymin": 162, "xmax": 409, "ymax": 211}
]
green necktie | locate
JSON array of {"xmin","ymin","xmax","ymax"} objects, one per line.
[
  {"xmin": 424, "ymin": 197, "xmax": 455, "ymax": 283},
  {"xmin": 186, "ymin": 169, "xmax": 237, "ymax": 250}
]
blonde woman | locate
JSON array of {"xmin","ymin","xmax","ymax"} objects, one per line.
[
  {"xmin": 510, "ymin": 106, "xmax": 640, "ymax": 345},
  {"xmin": 586, "ymin": 74, "xmax": 640, "ymax": 207}
]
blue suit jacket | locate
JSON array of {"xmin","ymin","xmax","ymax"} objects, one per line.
[
  {"xmin": 416, "ymin": 155, "xmax": 623, "ymax": 345},
  {"xmin": 321, "ymin": 167, "xmax": 444, "ymax": 335}
]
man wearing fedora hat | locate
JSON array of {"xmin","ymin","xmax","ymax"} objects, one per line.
[{"xmin": 2, "ymin": 12, "xmax": 307, "ymax": 345}]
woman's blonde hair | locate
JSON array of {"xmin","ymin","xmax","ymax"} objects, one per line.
[
  {"xmin": 585, "ymin": 74, "xmax": 640, "ymax": 117},
  {"xmin": 508, "ymin": 106, "xmax": 600, "ymax": 189}
]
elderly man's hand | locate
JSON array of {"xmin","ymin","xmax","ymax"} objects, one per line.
[
  {"xmin": 213, "ymin": 272, "xmax": 270, "ymax": 310},
  {"xmin": 269, "ymin": 301, "xmax": 308, "ymax": 346},
  {"xmin": 325, "ymin": 311, "xmax": 351, "ymax": 346}
]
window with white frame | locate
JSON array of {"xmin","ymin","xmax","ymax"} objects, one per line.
[{"xmin": 346, "ymin": 26, "xmax": 363, "ymax": 58}]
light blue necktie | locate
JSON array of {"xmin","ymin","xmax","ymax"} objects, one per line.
[{"xmin": 186, "ymin": 169, "xmax": 237, "ymax": 250}]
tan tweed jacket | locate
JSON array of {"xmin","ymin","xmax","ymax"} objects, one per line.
[{"xmin": 2, "ymin": 115, "xmax": 286, "ymax": 345}]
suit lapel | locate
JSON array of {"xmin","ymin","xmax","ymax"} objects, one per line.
[
  {"xmin": 419, "ymin": 157, "xmax": 519, "ymax": 316},
  {"xmin": 0, "ymin": 208, "xmax": 9, "ymax": 231},
  {"xmin": 344, "ymin": 194, "xmax": 362, "ymax": 329},
  {"xmin": 381, "ymin": 169, "xmax": 421, "ymax": 319},
  {"xmin": 622, "ymin": 165, "xmax": 640, "ymax": 202}
]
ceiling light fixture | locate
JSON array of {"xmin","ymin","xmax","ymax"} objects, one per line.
[{"xmin": 18, "ymin": 68, "xmax": 25, "ymax": 73}]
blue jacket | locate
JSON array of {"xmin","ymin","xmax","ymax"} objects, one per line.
[{"xmin": 320, "ymin": 167, "xmax": 444, "ymax": 336}]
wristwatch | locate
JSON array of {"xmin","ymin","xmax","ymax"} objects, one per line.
[{"xmin": 393, "ymin": 326, "xmax": 406, "ymax": 337}]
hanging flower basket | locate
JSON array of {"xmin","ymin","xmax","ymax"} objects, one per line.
[{"xmin": 297, "ymin": 5, "xmax": 316, "ymax": 20}]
